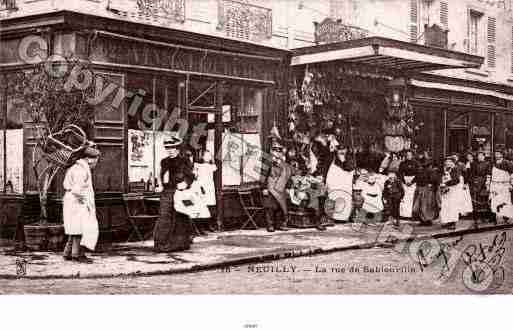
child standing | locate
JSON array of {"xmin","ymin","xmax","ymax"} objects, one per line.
[
  {"xmin": 383, "ymin": 170, "xmax": 405, "ymax": 227},
  {"xmin": 193, "ymin": 150, "xmax": 218, "ymax": 231}
]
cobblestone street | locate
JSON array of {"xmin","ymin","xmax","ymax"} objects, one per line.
[{"xmin": 1, "ymin": 229, "xmax": 511, "ymax": 294}]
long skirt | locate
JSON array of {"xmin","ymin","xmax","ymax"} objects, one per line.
[
  {"xmin": 440, "ymin": 186, "xmax": 460, "ymax": 224},
  {"xmin": 460, "ymin": 184, "xmax": 473, "ymax": 215},
  {"xmin": 153, "ymin": 189, "xmax": 193, "ymax": 252},
  {"xmin": 471, "ymin": 177, "xmax": 489, "ymax": 212},
  {"xmin": 412, "ymin": 185, "xmax": 438, "ymax": 222},
  {"xmin": 400, "ymin": 184, "xmax": 416, "ymax": 218}
]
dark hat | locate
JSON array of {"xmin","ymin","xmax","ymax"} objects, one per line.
[
  {"xmin": 271, "ymin": 140, "xmax": 285, "ymax": 151},
  {"xmin": 82, "ymin": 145, "xmax": 101, "ymax": 158},
  {"xmin": 164, "ymin": 133, "xmax": 183, "ymax": 149}
]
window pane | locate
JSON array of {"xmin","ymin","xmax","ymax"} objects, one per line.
[
  {"xmin": 4, "ymin": 129, "xmax": 23, "ymax": 193},
  {"xmin": 494, "ymin": 113, "xmax": 513, "ymax": 158},
  {"xmin": 470, "ymin": 112, "xmax": 492, "ymax": 157}
]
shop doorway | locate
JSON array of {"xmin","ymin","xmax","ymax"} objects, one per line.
[{"xmin": 448, "ymin": 128, "xmax": 468, "ymax": 156}]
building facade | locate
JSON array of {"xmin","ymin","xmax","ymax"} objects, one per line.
[{"xmin": 2, "ymin": 0, "xmax": 513, "ymax": 241}]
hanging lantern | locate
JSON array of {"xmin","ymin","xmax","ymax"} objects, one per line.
[{"xmin": 269, "ymin": 120, "xmax": 282, "ymax": 140}]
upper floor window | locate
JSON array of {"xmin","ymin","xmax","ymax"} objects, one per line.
[
  {"xmin": 0, "ymin": 0, "xmax": 17, "ymax": 11},
  {"xmin": 217, "ymin": 0, "xmax": 272, "ymax": 42},
  {"xmin": 468, "ymin": 10, "xmax": 483, "ymax": 55}
]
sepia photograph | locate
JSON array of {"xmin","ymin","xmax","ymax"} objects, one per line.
[{"xmin": 0, "ymin": 0, "xmax": 512, "ymax": 327}]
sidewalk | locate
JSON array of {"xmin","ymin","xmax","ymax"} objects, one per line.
[{"xmin": 0, "ymin": 219, "xmax": 511, "ymax": 279}]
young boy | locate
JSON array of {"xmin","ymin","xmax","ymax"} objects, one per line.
[{"xmin": 383, "ymin": 169, "xmax": 405, "ymax": 227}]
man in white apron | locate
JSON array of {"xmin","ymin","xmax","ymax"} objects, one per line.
[
  {"xmin": 62, "ymin": 145, "xmax": 100, "ymax": 263},
  {"xmin": 490, "ymin": 151, "xmax": 513, "ymax": 222}
]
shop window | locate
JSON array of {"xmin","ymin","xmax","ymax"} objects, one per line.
[
  {"xmin": 413, "ymin": 106, "xmax": 443, "ymax": 164},
  {"xmin": 470, "ymin": 112, "xmax": 492, "ymax": 157},
  {"xmin": 126, "ymin": 75, "xmax": 182, "ymax": 192},
  {"xmin": 222, "ymin": 85, "xmax": 263, "ymax": 187},
  {"xmin": 0, "ymin": 93, "xmax": 24, "ymax": 193},
  {"xmin": 494, "ymin": 113, "xmax": 513, "ymax": 157},
  {"xmin": 447, "ymin": 110, "xmax": 469, "ymax": 156}
]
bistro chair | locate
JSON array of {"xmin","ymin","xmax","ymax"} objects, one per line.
[
  {"xmin": 238, "ymin": 187, "xmax": 265, "ymax": 230},
  {"xmin": 122, "ymin": 193, "xmax": 159, "ymax": 241}
]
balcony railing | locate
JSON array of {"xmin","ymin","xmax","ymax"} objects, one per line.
[
  {"xmin": 0, "ymin": 0, "xmax": 17, "ymax": 11},
  {"xmin": 314, "ymin": 18, "xmax": 370, "ymax": 45},
  {"xmin": 108, "ymin": 0, "xmax": 185, "ymax": 23},
  {"xmin": 217, "ymin": 0, "xmax": 272, "ymax": 42}
]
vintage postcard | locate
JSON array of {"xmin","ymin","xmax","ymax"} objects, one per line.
[{"xmin": 0, "ymin": 0, "xmax": 512, "ymax": 306}]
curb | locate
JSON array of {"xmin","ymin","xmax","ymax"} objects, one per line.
[{"xmin": 2, "ymin": 223, "xmax": 512, "ymax": 280}]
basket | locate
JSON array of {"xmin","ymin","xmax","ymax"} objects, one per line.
[{"xmin": 43, "ymin": 125, "xmax": 88, "ymax": 167}]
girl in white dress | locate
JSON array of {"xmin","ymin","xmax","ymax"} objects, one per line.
[
  {"xmin": 193, "ymin": 150, "xmax": 218, "ymax": 231},
  {"xmin": 326, "ymin": 148, "xmax": 355, "ymax": 222}
]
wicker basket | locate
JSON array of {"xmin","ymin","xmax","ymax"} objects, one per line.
[{"xmin": 43, "ymin": 125, "xmax": 88, "ymax": 167}]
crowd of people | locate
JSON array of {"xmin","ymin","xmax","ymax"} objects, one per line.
[
  {"xmin": 261, "ymin": 132, "xmax": 513, "ymax": 233},
  {"xmin": 60, "ymin": 129, "xmax": 513, "ymax": 261},
  {"xmin": 315, "ymin": 146, "xmax": 512, "ymax": 230}
]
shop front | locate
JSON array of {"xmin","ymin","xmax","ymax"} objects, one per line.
[
  {"xmin": 410, "ymin": 76, "xmax": 513, "ymax": 163},
  {"xmin": 289, "ymin": 36, "xmax": 484, "ymax": 164},
  {"xmin": 0, "ymin": 10, "xmax": 289, "ymax": 242}
]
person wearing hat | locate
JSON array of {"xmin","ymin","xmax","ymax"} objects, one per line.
[
  {"xmin": 383, "ymin": 167, "xmax": 404, "ymax": 227},
  {"xmin": 62, "ymin": 142, "xmax": 101, "ymax": 263},
  {"xmin": 469, "ymin": 151, "xmax": 491, "ymax": 225},
  {"xmin": 262, "ymin": 140, "xmax": 293, "ymax": 232},
  {"xmin": 153, "ymin": 134, "xmax": 195, "ymax": 252}
]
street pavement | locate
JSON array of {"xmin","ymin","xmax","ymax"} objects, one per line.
[
  {"xmin": 0, "ymin": 228, "xmax": 511, "ymax": 294},
  {"xmin": 0, "ymin": 218, "xmax": 511, "ymax": 280}
]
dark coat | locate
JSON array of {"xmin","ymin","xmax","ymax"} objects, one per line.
[
  {"xmin": 398, "ymin": 159, "xmax": 419, "ymax": 179},
  {"xmin": 383, "ymin": 178, "xmax": 405, "ymax": 202}
]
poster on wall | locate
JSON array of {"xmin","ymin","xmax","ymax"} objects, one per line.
[
  {"xmin": 128, "ymin": 129, "xmax": 154, "ymax": 182},
  {"xmin": 0, "ymin": 129, "xmax": 23, "ymax": 193},
  {"xmin": 241, "ymin": 133, "xmax": 262, "ymax": 183},
  {"xmin": 221, "ymin": 131, "xmax": 242, "ymax": 186}
]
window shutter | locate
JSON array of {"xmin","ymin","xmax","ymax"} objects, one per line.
[
  {"xmin": 487, "ymin": 17, "xmax": 496, "ymax": 68},
  {"xmin": 440, "ymin": 2, "xmax": 448, "ymax": 28},
  {"xmin": 511, "ymin": 26, "xmax": 513, "ymax": 74},
  {"xmin": 410, "ymin": 0, "xmax": 418, "ymax": 42}
]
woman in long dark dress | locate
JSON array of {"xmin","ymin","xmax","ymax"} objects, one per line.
[
  {"xmin": 153, "ymin": 136, "xmax": 195, "ymax": 252},
  {"xmin": 469, "ymin": 151, "xmax": 491, "ymax": 223},
  {"xmin": 412, "ymin": 159, "xmax": 439, "ymax": 225}
]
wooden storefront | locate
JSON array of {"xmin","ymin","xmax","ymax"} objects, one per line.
[{"xmin": 0, "ymin": 10, "xmax": 290, "ymax": 242}]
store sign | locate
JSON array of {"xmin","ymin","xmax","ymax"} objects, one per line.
[
  {"xmin": 90, "ymin": 35, "xmax": 277, "ymax": 82},
  {"xmin": 314, "ymin": 18, "xmax": 369, "ymax": 45}
]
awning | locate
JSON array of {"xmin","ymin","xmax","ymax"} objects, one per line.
[{"xmin": 291, "ymin": 37, "xmax": 483, "ymax": 72}]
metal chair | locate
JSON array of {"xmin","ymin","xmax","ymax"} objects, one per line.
[
  {"xmin": 122, "ymin": 193, "xmax": 159, "ymax": 241},
  {"xmin": 238, "ymin": 187, "xmax": 265, "ymax": 230}
]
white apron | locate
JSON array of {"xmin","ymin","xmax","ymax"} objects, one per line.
[
  {"xmin": 490, "ymin": 166, "xmax": 512, "ymax": 218},
  {"xmin": 440, "ymin": 185, "xmax": 460, "ymax": 224},
  {"xmin": 400, "ymin": 176, "xmax": 416, "ymax": 218},
  {"xmin": 326, "ymin": 164, "xmax": 353, "ymax": 221},
  {"xmin": 175, "ymin": 186, "xmax": 211, "ymax": 219},
  {"xmin": 62, "ymin": 159, "xmax": 99, "ymax": 251},
  {"xmin": 460, "ymin": 178, "xmax": 473, "ymax": 215},
  {"xmin": 361, "ymin": 181, "xmax": 384, "ymax": 214},
  {"xmin": 193, "ymin": 163, "xmax": 217, "ymax": 206}
]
